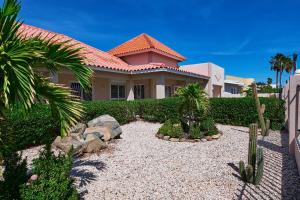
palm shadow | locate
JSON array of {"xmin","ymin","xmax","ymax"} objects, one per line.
[{"xmin": 71, "ymin": 159, "xmax": 107, "ymax": 198}]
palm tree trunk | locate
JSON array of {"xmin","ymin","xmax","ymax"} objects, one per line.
[
  {"xmin": 276, "ymin": 70, "xmax": 279, "ymax": 89},
  {"xmin": 279, "ymin": 70, "xmax": 283, "ymax": 99}
]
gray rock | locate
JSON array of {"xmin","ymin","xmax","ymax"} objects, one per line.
[
  {"xmin": 163, "ymin": 136, "xmax": 170, "ymax": 140},
  {"xmin": 85, "ymin": 133, "xmax": 101, "ymax": 142},
  {"xmin": 201, "ymin": 138, "xmax": 207, "ymax": 142},
  {"xmin": 158, "ymin": 134, "xmax": 164, "ymax": 139},
  {"xmin": 52, "ymin": 136, "xmax": 85, "ymax": 155},
  {"xmin": 83, "ymin": 127, "xmax": 104, "ymax": 140},
  {"xmin": 179, "ymin": 138, "xmax": 187, "ymax": 142},
  {"xmin": 70, "ymin": 132, "xmax": 82, "ymax": 141},
  {"xmin": 87, "ymin": 115, "xmax": 122, "ymax": 139},
  {"xmin": 83, "ymin": 138, "xmax": 108, "ymax": 153},
  {"xmin": 70, "ymin": 123, "xmax": 87, "ymax": 135},
  {"xmin": 170, "ymin": 138, "xmax": 180, "ymax": 142}
]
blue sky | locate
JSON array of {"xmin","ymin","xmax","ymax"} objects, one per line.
[{"xmin": 14, "ymin": 0, "xmax": 300, "ymax": 82}]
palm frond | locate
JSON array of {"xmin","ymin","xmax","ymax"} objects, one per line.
[
  {"xmin": 29, "ymin": 37, "xmax": 93, "ymax": 90},
  {"xmin": 34, "ymin": 76, "xmax": 83, "ymax": 136}
]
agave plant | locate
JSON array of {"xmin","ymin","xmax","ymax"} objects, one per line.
[{"xmin": 0, "ymin": 0, "xmax": 93, "ymax": 136}]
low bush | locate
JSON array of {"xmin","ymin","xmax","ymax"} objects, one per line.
[
  {"xmin": 0, "ymin": 151, "xmax": 28, "ymax": 200},
  {"xmin": 189, "ymin": 125, "xmax": 203, "ymax": 139},
  {"xmin": 200, "ymin": 118, "xmax": 219, "ymax": 136},
  {"xmin": 158, "ymin": 119, "xmax": 183, "ymax": 138},
  {"xmin": 20, "ymin": 146, "xmax": 78, "ymax": 200},
  {"xmin": 0, "ymin": 97, "xmax": 284, "ymax": 151}
]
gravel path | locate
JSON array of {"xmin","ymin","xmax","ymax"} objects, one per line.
[{"xmin": 22, "ymin": 121, "xmax": 300, "ymax": 200}]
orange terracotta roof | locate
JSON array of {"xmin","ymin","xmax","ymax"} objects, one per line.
[
  {"xmin": 108, "ymin": 33, "xmax": 186, "ymax": 61},
  {"xmin": 19, "ymin": 24, "xmax": 130, "ymax": 70},
  {"xmin": 17, "ymin": 24, "xmax": 207, "ymax": 78}
]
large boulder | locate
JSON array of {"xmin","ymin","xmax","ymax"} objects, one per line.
[
  {"xmin": 52, "ymin": 136, "xmax": 85, "ymax": 156},
  {"xmin": 83, "ymin": 138, "xmax": 107, "ymax": 154},
  {"xmin": 83, "ymin": 127, "xmax": 104, "ymax": 141},
  {"xmin": 87, "ymin": 115, "xmax": 122, "ymax": 139},
  {"xmin": 69, "ymin": 123, "xmax": 87, "ymax": 135}
]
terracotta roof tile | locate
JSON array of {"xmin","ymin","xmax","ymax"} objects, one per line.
[
  {"xmin": 18, "ymin": 24, "xmax": 129, "ymax": 70},
  {"xmin": 17, "ymin": 24, "xmax": 205, "ymax": 78},
  {"xmin": 108, "ymin": 33, "xmax": 186, "ymax": 61}
]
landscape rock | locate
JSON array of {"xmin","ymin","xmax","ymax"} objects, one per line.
[
  {"xmin": 194, "ymin": 139, "xmax": 201, "ymax": 142},
  {"xmin": 163, "ymin": 136, "xmax": 170, "ymax": 140},
  {"xmin": 87, "ymin": 115, "xmax": 122, "ymax": 139},
  {"xmin": 212, "ymin": 134, "xmax": 221, "ymax": 140},
  {"xmin": 170, "ymin": 138, "xmax": 180, "ymax": 142},
  {"xmin": 70, "ymin": 132, "xmax": 82, "ymax": 141},
  {"xmin": 179, "ymin": 138, "xmax": 187, "ymax": 142},
  {"xmin": 52, "ymin": 136, "xmax": 85, "ymax": 155},
  {"xmin": 201, "ymin": 138, "xmax": 207, "ymax": 142},
  {"xmin": 83, "ymin": 127, "xmax": 105, "ymax": 140},
  {"xmin": 158, "ymin": 134, "xmax": 164, "ymax": 139},
  {"xmin": 205, "ymin": 136, "xmax": 213, "ymax": 141},
  {"xmin": 85, "ymin": 133, "xmax": 101, "ymax": 142},
  {"xmin": 70, "ymin": 123, "xmax": 86, "ymax": 135},
  {"xmin": 84, "ymin": 138, "xmax": 108, "ymax": 153}
]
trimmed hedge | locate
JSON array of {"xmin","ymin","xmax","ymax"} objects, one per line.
[
  {"xmin": 0, "ymin": 97, "xmax": 284, "ymax": 151},
  {"xmin": 210, "ymin": 97, "xmax": 284, "ymax": 130}
]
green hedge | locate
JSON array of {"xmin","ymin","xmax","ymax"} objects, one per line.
[
  {"xmin": 210, "ymin": 97, "xmax": 284, "ymax": 130},
  {"xmin": 0, "ymin": 97, "xmax": 284, "ymax": 151}
]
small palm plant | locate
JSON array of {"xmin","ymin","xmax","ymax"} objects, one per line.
[
  {"xmin": 176, "ymin": 83, "xmax": 209, "ymax": 136},
  {"xmin": 0, "ymin": 0, "xmax": 93, "ymax": 136}
]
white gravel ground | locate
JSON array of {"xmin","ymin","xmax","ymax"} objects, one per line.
[{"xmin": 22, "ymin": 121, "xmax": 300, "ymax": 200}]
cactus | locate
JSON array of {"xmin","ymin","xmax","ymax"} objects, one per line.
[
  {"xmin": 239, "ymin": 123, "xmax": 264, "ymax": 185},
  {"xmin": 252, "ymin": 83, "xmax": 270, "ymax": 136}
]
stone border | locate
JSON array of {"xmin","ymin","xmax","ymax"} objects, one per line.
[{"xmin": 155, "ymin": 132, "xmax": 222, "ymax": 143}]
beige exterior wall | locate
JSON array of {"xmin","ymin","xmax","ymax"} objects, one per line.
[
  {"xmin": 55, "ymin": 70, "xmax": 208, "ymax": 101},
  {"xmin": 120, "ymin": 52, "xmax": 179, "ymax": 68},
  {"xmin": 226, "ymin": 75, "xmax": 255, "ymax": 89},
  {"xmin": 283, "ymin": 71, "xmax": 300, "ymax": 174}
]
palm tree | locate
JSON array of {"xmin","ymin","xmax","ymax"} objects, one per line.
[
  {"xmin": 0, "ymin": 0, "xmax": 93, "ymax": 136},
  {"xmin": 176, "ymin": 83, "xmax": 209, "ymax": 133},
  {"xmin": 284, "ymin": 56, "xmax": 294, "ymax": 76},
  {"xmin": 293, "ymin": 53, "xmax": 298, "ymax": 73},
  {"xmin": 270, "ymin": 53, "xmax": 285, "ymax": 90}
]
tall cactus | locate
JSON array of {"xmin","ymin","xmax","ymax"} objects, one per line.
[
  {"xmin": 252, "ymin": 83, "xmax": 270, "ymax": 136},
  {"xmin": 239, "ymin": 123, "xmax": 264, "ymax": 185}
]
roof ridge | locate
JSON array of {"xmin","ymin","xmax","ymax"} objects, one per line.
[{"xmin": 143, "ymin": 33, "xmax": 154, "ymax": 48}]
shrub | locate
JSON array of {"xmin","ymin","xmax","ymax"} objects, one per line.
[
  {"xmin": 0, "ymin": 151, "xmax": 28, "ymax": 200},
  {"xmin": 0, "ymin": 97, "xmax": 284, "ymax": 151},
  {"xmin": 210, "ymin": 97, "xmax": 284, "ymax": 130},
  {"xmin": 20, "ymin": 146, "xmax": 78, "ymax": 200},
  {"xmin": 189, "ymin": 125, "xmax": 203, "ymax": 139},
  {"xmin": 158, "ymin": 119, "xmax": 183, "ymax": 138},
  {"xmin": 200, "ymin": 118, "xmax": 219, "ymax": 136},
  {"xmin": 0, "ymin": 104, "xmax": 59, "ymax": 151}
]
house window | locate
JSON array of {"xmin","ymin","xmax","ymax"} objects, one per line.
[
  {"xmin": 165, "ymin": 86, "xmax": 172, "ymax": 97},
  {"xmin": 134, "ymin": 85, "xmax": 145, "ymax": 99},
  {"xmin": 111, "ymin": 83, "xmax": 125, "ymax": 99},
  {"xmin": 70, "ymin": 82, "xmax": 92, "ymax": 101},
  {"xmin": 71, "ymin": 82, "xmax": 81, "ymax": 97}
]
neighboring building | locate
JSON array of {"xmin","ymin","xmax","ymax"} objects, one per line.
[
  {"xmin": 181, "ymin": 63, "xmax": 224, "ymax": 97},
  {"xmin": 226, "ymin": 75, "xmax": 255, "ymax": 89},
  {"xmin": 224, "ymin": 80, "xmax": 244, "ymax": 96},
  {"xmin": 20, "ymin": 24, "xmax": 209, "ymax": 100}
]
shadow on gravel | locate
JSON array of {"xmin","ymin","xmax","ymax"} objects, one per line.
[
  {"xmin": 71, "ymin": 159, "xmax": 107, "ymax": 198},
  {"xmin": 232, "ymin": 131, "xmax": 300, "ymax": 200}
]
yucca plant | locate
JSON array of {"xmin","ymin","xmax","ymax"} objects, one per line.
[{"xmin": 0, "ymin": 0, "xmax": 93, "ymax": 136}]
